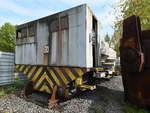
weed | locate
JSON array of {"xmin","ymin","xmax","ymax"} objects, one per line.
[
  {"xmin": 121, "ymin": 101, "xmax": 148, "ymax": 113},
  {"xmin": 14, "ymin": 81, "xmax": 26, "ymax": 89},
  {"xmin": 0, "ymin": 81, "xmax": 26, "ymax": 98},
  {"xmin": 4, "ymin": 87, "xmax": 16, "ymax": 94}
]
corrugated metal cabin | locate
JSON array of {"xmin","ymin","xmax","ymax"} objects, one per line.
[{"xmin": 15, "ymin": 4, "xmax": 101, "ymax": 68}]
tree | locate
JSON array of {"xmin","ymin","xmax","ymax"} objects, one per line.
[
  {"xmin": 114, "ymin": 0, "xmax": 150, "ymax": 30},
  {"xmin": 0, "ymin": 22, "xmax": 15, "ymax": 52},
  {"xmin": 111, "ymin": 29, "xmax": 122, "ymax": 58},
  {"xmin": 112, "ymin": 0, "xmax": 150, "ymax": 57},
  {"xmin": 104, "ymin": 33, "xmax": 111, "ymax": 46}
]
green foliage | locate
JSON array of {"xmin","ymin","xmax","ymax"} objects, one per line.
[
  {"xmin": 111, "ymin": 30, "xmax": 121, "ymax": 57},
  {"xmin": 104, "ymin": 33, "xmax": 110, "ymax": 44},
  {"xmin": 0, "ymin": 22, "xmax": 15, "ymax": 52},
  {"xmin": 14, "ymin": 81, "xmax": 26, "ymax": 89},
  {"xmin": 117, "ymin": 0, "xmax": 150, "ymax": 30},
  {"xmin": 121, "ymin": 101, "xmax": 148, "ymax": 113},
  {"xmin": 0, "ymin": 81, "xmax": 26, "ymax": 98},
  {"xmin": 113, "ymin": 0, "xmax": 150, "ymax": 57},
  {"xmin": 0, "ymin": 86, "xmax": 16, "ymax": 98}
]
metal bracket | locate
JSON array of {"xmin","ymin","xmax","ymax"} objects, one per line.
[{"xmin": 48, "ymin": 86, "xmax": 58, "ymax": 109}]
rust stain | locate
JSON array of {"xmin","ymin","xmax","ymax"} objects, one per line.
[
  {"xmin": 66, "ymin": 29, "xmax": 69, "ymax": 63},
  {"xmin": 56, "ymin": 30, "xmax": 62, "ymax": 65},
  {"xmin": 120, "ymin": 15, "xmax": 150, "ymax": 108},
  {"xmin": 122, "ymin": 37, "xmax": 139, "ymax": 49}
]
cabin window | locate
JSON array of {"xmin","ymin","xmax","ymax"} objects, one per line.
[
  {"xmin": 50, "ymin": 20, "xmax": 59, "ymax": 32},
  {"xmin": 21, "ymin": 28, "xmax": 27, "ymax": 38},
  {"xmin": 28, "ymin": 24, "xmax": 35, "ymax": 36},
  {"xmin": 60, "ymin": 16, "xmax": 68, "ymax": 30},
  {"xmin": 17, "ymin": 30, "xmax": 21, "ymax": 38}
]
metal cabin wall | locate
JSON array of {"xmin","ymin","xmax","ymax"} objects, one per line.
[
  {"xmin": 0, "ymin": 51, "xmax": 14, "ymax": 85},
  {"xmin": 86, "ymin": 6, "xmax": 101, "ymax": 67},
  {"xmin": 36, "ymin": 22, "xmax": 49, "ymax": 65},
  {"xmin": 15, "ymin": 34, "xmax": 37, "ymax": 65},
  {"xmin": 67, "ymin": 5, "xmax": 86, "ymax": 67},
  {"xmin": 36, "ymin": 5, "xmax": 86, "ymax": 67}
]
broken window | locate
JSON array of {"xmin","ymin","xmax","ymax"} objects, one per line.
[
  {"xmin": 21, "ymin": 28, "xmax": 27, "ymax": 38},
  {"xmin": 28, "ymin": 23, "xmax": 35, "ymax": 36},
  {"xmin": 60, "ymin": 16, "xmax": 68, "ymax": 30},
  {"xmin": 17, "ymin": 30, "xmax": 21, "ymax": 38},
  {"xmin": 50, "ymin": 19, "xmax": 59, "ymax": 32}
]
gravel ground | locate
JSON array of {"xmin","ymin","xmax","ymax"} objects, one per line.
[{"xmin": 0, "ymin": 76, "xmax": 124, "ymax": 113}]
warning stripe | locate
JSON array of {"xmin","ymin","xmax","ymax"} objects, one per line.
[
  {"xmin": 34, "ymin": 72, "xmax": 54, "ymax": 90},
  {"xmin": 23, "ymin": 65, "xmax": 31, "ymax": 74},
  {"xmin": 47, "ymin": 67, "xmax": 61, "ymax": 86},
  {"xmin": 38, "ymin": 78, "xmax": 53, "ymax": 92},
  {"xmin": 15, "ymin": 64, "xmax": 91, "ymax": 94},
  {"xmin": 54, "ymin": 67, "xmax": 69, "ymax": 85},
  {"xmin": 63, "ymin": 68, "xmax": 75, "ymax": 80},
  {"xmin": 51, "ymin": 67, "xmax": 66, "ymax": 86},
  {"xmin": 19, "ymin": 65, "xmax": 25, "ymax": 71},
  {"xmin": 27, "ymin": 66, "xmax": 36, "ymax": 79},
  {"xmin": 40, "ymin": 84, "xmax": 51, "ymax": 93},
  {"xmin": 21, "ymin": 65, "xmax": 27, "ymax": 73},
  {"xmin": 17, "ymin": 65, "xmax": 22, "ymax": 71},
  {"xmin": 15, "ymin": 64, "xmax": 20, "ymax": 70},
  {"xmin": 73, "ymin": 68, "xmax": 84, "ymax": 76},
  {"xmin": 70, "ymin": 68, "xmax": 79, "ymax": 77},
  {"xmin": 29, "ymin": 66, "xmax": 40, "ymax": 80},
  {"xmin": 32, "ymin": 67, "xmax": 43, "ymax": 82}
]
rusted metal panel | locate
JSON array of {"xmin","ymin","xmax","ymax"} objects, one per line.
[
  {"xmin": 120, "ymin": 15, "xmax": 150, "ymax": 107},
  {"xmin": 142, "ymin": 30, "xmax": 150, "ymax": 68},
  {"xmin": 122, "ymin": 70, "xmax": 150, "ymax": 107},
  {"xmin": 120, "ymin": 15, "xmax": 144, "ymax": 73}
]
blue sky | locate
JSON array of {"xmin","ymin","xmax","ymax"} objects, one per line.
[{"xmin": 0, "ymin": 0, "xmax": 119, "ymax": 38}]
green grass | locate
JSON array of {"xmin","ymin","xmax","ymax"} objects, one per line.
[
  {"xmin": 13, "ymin": 81, "xmax": 26, "ymax": 89},
  {"xmin": 0, "ymin": 81, "xmax": 26, "ymax": 98},
  {"xmin": 121, "ymin": 101, "xmax": 148, "ymax": 113}
]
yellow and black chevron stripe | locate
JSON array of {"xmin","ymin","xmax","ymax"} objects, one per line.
[{"xmin": 15, "ymin": 65, "xmax": 88, "ymax": 94}]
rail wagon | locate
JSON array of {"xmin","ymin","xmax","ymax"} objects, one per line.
[{"xmin": 15, "ymin": 4, "xmax": 103, "ymax": 107}]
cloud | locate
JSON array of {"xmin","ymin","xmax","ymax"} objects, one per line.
[
  {"xmin": 0, "ymin": 0, "xmax": 28, "ymax": 15},
  {"xmin": 0, "ymin": 0, "xmax": 55, "ymax": 18},
  {"xmin": 0, "ymin": 0, "xmax": 121, "ymax": 38},
  {"xmin": 60, "ymin": 0, "xmax": 104, "ymax": 6}
]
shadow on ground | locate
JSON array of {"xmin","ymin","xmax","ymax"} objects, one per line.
[{"xmin": 76, "ymin": 77, "xmax": 125, "ymax": 113}]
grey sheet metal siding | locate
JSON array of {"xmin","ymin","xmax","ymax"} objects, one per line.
[
  {"xmin": 36, "ymin": 5, "xmax": 86, "ymax": 67},
  {"xmin": 0, "ymin": 51, "xmax": 14, "ymax": 85},
  {"xmin": 15, "ymin": 4, "xmax": 101, "ymax": 68}
]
